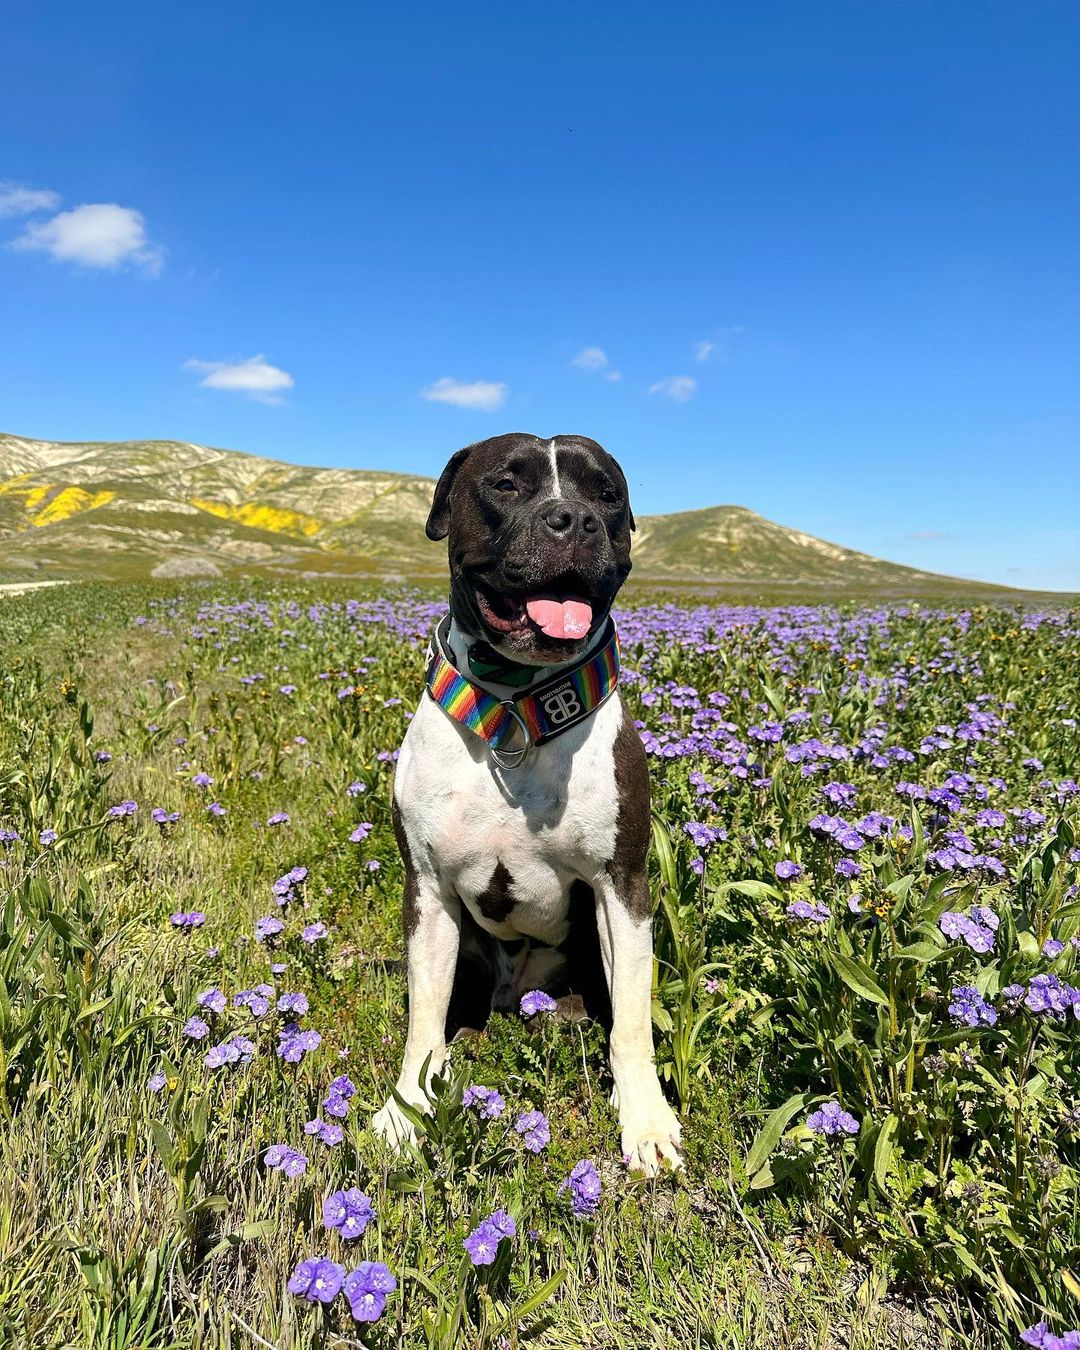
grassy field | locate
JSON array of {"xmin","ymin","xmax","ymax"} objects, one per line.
[{"xmin": 1, "ymin": 581, "xmax": 1078, "ymax": 1349}]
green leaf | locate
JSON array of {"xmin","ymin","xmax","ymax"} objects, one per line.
[
  {"xmin": 873, "ymin": 1113, "xmax": 898, "ymax": 1192},
  {"xmin": 761, "ymin": 682, "xmax": 786, "ymax": 719},
  {"xmin": 494, "ymin": 1268, "xmax": 567, "ymax": 1332},
  {"xmin": 650, "ymin": 814, "xmax": 679, "ymax": 893},
  {"xmin": 884, "ymin": 874, "xmax": 914, "ymax": 919},
  {"xmin": 894, "ymin": 942, "xmax": 948, "ymax": 963},
  {"xmin": 46, "ymin": 910, "xmax": 92, "ymax": 952},
  {"xmin": 389, "ymin": 1088, "xmax": 431, "ymax": 1134},
  {"xmin": 1017, "ymin": 930, "xmax": 1041, "ymax": 960},
  {"xmin": 203, "ymin": 1219, "xmax": 276, "ymax": 1264},
  {"xmin": 830, "ymin": 952, "xmax": 890, "ymax": 1006},
  {"xmin": 150, "ymin": 1122, "xmax": 175, "ymax": 1170},
  {"xmin": 74, "ymin": 998, "xmax": 114, "ymax": 1024},
  {"xmin": 748, "ymin": 1163, "xmax": 775, "ymax": 1190},
  {"xmin": 191, "ymin": 1194, "xmax": 228, "ymax": 1214},
  {"xmin": 714, "ymin": 879, "xmax": 785, "ymax": 903},
  {"xmin": 744, "ymin": 1092, "xmax": 808, "ymax": 1180},
  {"xmin": 386, "ymin": 1170, "xmax": 424, "ymax": 1194}
]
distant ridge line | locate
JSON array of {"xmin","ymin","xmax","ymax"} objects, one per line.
[{"xmin": 0, "ymin": 432, "xmax": 1021, "ymax": 595}]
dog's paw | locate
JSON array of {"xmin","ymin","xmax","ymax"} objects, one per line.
[
  {"xmin": 371, "ymin": 1097, "xmax": 422, "ymax": 1150},
  {"xmin": 619, "ymin": 1100, "xmax": 683, "ymax": 1177}
]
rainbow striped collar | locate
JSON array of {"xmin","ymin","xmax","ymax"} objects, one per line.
[{"xmin": 425, "ymin": 613, "xmax": 620, "ymax": 768}]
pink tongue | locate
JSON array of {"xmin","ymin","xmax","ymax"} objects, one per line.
[{"xmin": 525, "ymin": 597, "xmax": 593, "ymax": 640}]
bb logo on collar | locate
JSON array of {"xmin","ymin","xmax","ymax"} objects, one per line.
[{"xmin": 541, "ymin": 685, "xmax": 583, "ymax": 726}]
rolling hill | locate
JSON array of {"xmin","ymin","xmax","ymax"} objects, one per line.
[{"xmin": 0, "ymin": 432, "xmax": 1017, "ymax": 596}]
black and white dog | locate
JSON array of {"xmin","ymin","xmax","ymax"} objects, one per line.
[{"xmin": 372, "ymin": 433, "xmax": 682, "ymax": 1175}]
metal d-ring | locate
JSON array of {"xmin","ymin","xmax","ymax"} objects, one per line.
[{"xmin": 489, "ymin": 702, "xmax": 531, "ymax": 770}]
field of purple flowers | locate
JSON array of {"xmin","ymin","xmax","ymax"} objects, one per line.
[{"xmin": 1, "ymin": 582, "xmax": 1078, "ymax": 1349}]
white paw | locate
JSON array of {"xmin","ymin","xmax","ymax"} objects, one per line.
[
  {"xmin": 619, "ymin": 1099, "xmax": 683, "ymax": 1177},
  {"xmin": 371, "ymin": 1096, "xmax": 423, "ymax": 1150}
]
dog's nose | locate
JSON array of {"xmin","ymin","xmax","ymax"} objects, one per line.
[{"xmin": 541, "ymin": 502, "xmax": 600, "ymax": 538}]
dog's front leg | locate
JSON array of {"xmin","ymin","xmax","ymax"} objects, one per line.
[
  {"xmin": 371, "ymin": 872, "xmax": 460, "ymax": 1149},
  {"xmin": 595, "ymin": 876, "xmax": 683, "ymax": 1175}
]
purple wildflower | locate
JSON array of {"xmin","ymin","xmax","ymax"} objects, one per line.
[
  {"xmin": 1020, "ymin": 1323, "xmax": 1080, "ymax": 1349},
  {"xmin": 287, "ymin": 1257, "xmax": 343, "ymax": 1303},
  {"xmin": 514, "ymin": 1110, "xmax": 551, "ymax": 1152},
  {"xmin": 1025, "ymin": 974, "xmax": 1080, "ymax": 1020},
  {"xmin": 170, "ymin": 911, "xmax": 206, "ymax": 931},
  {"xmin": 463, "ymin": 1220, "xmax": 503, "ymax": 1266},
  {"xmin": 255, "ymin": 915, "xmax": 285, "ymax": 942},
  {"xmin": 560, "ymin": 1158, "xmax": 602, "ymax": 1216},
  {"xmin": 324, "ymin": 1187, "xmax": 375, "ymax": 1240},
  {"xmin": 344, "ymin": 1262, "xmax": 396, "ymax": 1323},
  {"xmin": 278, "ymin": 1027, "xmax": 322, "ymax": 1063},
  {"xmin": 806, "ymin": 1101, "xmax": 860, "ymax": 1136},
  {"xmin": 787, "ymin": 899, "xmax": 830, "ymax": 924},
  {"xmin": 265, "ymin": 1144, "xmax": 308, "ymax": 1177},
  {"xmin": 463, "ymin": 1084, "xmax": 506, "ymax": 1119},
  {"xmin": 235, "ymin": 986, "xmax": 274, "ymax": 1018},
  {"xmin": 304, "ymin": 1118, "xmax": 344, "ymax": 1147},
  {"xmin": 520, "ymin": 989, "xmax": 558, "ymax": 1017},
  {"xmin": 948, "ymin": 985, "xmax": 998, "ymax": 1028},
  {"xmin": 323, "ymin": 1091, "xmax": 349, "ymax": 1119},
  {"xmin": 489, "ymin": 1208, "xmax": 517, "ymax": 1238}
]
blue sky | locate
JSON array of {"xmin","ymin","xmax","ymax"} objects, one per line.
[{"xmin": 2, "ymin": 1, "xmax": 1078, "ymax": 590}]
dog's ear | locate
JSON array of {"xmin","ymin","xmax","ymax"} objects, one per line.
[
  {"xmin": 608, "ymin": 454, "xmax": 636, "ymax": 532},
  {"xmin": 426, "ymin": 447, "xmax": 472, "ymax": 541}
]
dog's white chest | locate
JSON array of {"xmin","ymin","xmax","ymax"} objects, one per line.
[{"xmin": 394, "ymin": 693, "xmax": 623, "ymax": 943}]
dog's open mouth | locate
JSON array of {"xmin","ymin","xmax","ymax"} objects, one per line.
[{"xmin": 475, "ymin": 586, "xmax": 594, "ymax": 641}]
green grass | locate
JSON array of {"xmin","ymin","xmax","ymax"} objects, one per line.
[{"xmin": 0, "ymin": 580, "xmax": 1076, "ymax": 1348}]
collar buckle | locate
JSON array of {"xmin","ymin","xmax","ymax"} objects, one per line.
[{"xmin": 489, "ymin": 702, "xmax": 531, "ymax": 770}]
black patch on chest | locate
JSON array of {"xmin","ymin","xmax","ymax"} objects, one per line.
[
  {"xmin": 607, "ymin": 699, "xmax": 653, "ymax": 920},
  {"xmin": 392, "ymin": 796, "xmax": 421, "ymax": 941},
  {"xmin": 476, "ymin": 861, "xmax": 515, "ymax": 922}
]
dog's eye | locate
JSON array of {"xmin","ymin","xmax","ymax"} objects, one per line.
[
  {"xmin": 493, "ymin": 478, "xmax": 517, "ymax": 493},
  {"xmin": 599, "ymin": 488, "xmax": 619, "ymax": 504}
]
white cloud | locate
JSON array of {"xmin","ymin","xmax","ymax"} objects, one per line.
[
  {"xmin": 693, "ymin": 326, "xmax": 744, "ymax": 363},
  {"xmin": 10, "ymin": 203, "xmax": 164, "ymax": 275},
  {"xmin": 572, "ymin": 345, "xmax": 621, "ymax": 382},
  {"xmin": 0, "ymin": 180, "xmax": 60, "ymax": 218},
  {"xmin": 420, "ymin": 377, "xmax": 508, "ymax": 412},
  {"xmin": 185, "ymin": 355, "xmax": 294, "ymax": 404},
  {"xmin": 572, "ymin": 346, "xmax": 609, "ymax": 372},
  {"xmin": 649, "ymin": 375, "xmax": 697, "ymax": 402}
]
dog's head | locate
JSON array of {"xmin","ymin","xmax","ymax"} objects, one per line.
[{"xmin": 427, "ymin": 432, "xmax": 635, "ymax": 664}]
